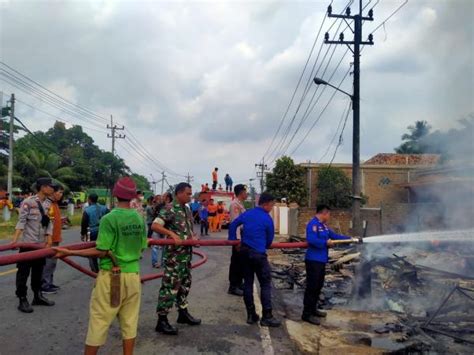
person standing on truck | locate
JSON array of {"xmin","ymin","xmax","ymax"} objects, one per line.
[
  {"xmin": 224, "ymin": 174, "xmax": 233, "ymax": 192},
  {"xmin": 41, "ymin": 183, "xmax": 64, "ymax": 294},
  {"xmin": 212, "ymin": 167, "xmax": 219, "ymax": 191},
  {"xmin": 81, "ymin": 193, "xmax": 109, "ymax": 273},
  {"xmin": 301, "ymin": 204, "xmax": 351, "ymax": 325},
  {"xmin": 12, "ymin": 177, "xmax": 55, "ymax": 313}
]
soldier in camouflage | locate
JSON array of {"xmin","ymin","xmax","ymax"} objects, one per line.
[{"xmin": 152, "ymin": 182, "xmax": 201, "ymax": 335}]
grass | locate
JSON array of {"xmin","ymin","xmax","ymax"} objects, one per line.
[
  {"xmin": 0, "ymin": 208, "xmax": 83, "ymax": 240},
  {"xmin": 0, "ymin": 212, "xmax": 18, "ymax": 240}
]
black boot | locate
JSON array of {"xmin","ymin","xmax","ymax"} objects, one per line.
[
  {"xmin": 177, "ymin": 308, "xmax": 201, "ymax": 325},
  {"xmin": 32, "ymin": 292, "xmax": 55, "ymax": 306},
  {"xmin": 260, "ymin": 309, "xmax": 281, "ymax": 327},
  {"xmin": 246, "ymin": 305, "xmax": 260, "ymax": 324},
  {"xmin": 155, "ymin": 315, "xmax": 178, "ymax": 335},
  {"xmin": 302, "ymin": 312, "xmax": 320, "ymax": 325},
  {"xmin": 312, "ymin": 309, "xmax": 327, "ymax": 318},
  {"xmin": 18, "ymin": 297, "xmax": 34, "ymax": 313},
  {"xmin": 228, "ymin": 286, "xmax": 244, "ymax": 297}
]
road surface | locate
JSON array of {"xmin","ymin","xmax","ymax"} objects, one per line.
[{"xmin": 0, "ymin": 228, "xmax": 297, "ymax": 354}]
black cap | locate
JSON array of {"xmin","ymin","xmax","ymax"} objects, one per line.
[{"xmin": 36, "ymin": 177, "xmax": 53, "ymax": 189}]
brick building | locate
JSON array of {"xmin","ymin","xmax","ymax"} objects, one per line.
[{"xmin": 300, "ymin": 153, "xmax": 440, "ymax": 209}]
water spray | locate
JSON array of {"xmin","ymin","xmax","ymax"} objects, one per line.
[{"xmin": 363, "ymin": 229, "xmax": 474, "ymax": 244}]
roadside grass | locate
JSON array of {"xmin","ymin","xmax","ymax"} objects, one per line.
[
  {"xmin": 0, "ymin": 209, "xmax": 83, "ymax": 240},
  {"xmin": 0, "ymin": 213, "xmax": 18, "ymax": 240}
]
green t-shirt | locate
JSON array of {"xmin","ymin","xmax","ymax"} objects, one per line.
[{"xmin": 96, "ymin": 208, "xmax": 148, "ymax": 273}]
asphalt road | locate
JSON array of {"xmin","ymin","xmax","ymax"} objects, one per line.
[{"xmin": 0, "ymin": 228, "xmax": 297, "ymax": 355}]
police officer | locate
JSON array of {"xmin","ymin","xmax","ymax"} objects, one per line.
[
  {"xmin": 302, "ymin": 204, "xmax": 351, "ymax": 325},
  {"xmin": 152, "ymin": 182, "xmax": 201, "ymax": 335},
  {"xmin": 12, "ymin": 177, "xmax": 56, "ymax": 313}
]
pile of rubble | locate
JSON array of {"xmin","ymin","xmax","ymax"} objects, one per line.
[
  {"xmin": 269, "ymin": 235, "xmax": 474, "ymax": 353},
  {"xmin": 269, "ymin": 235, "xmax": 360, "ymax": 308}
]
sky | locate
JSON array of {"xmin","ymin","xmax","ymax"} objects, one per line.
[{"xmin": 1, "ymin": 0, "xmax": 473, "ymax": 191}]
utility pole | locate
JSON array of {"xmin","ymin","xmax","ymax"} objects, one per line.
[
  {"xmin": 325, "ymin": 1, "xmax": 374, "ymax": 237},
  {"xmin": 7, "ymin": 93, "xmax": 15, "ymax": 197},
  {"xmin": 255, "ymin": 159, "xmax": 268, "ymax": 193},
  {"xmin": 107, "ymin": 115, "xmax": 125, "ymax": 206},
  {"xmin": 150, "ymin": 174, "xmax": 157, "ymax": 195},
  {"xmin": 186, "ymin": 172, "xmax": 194, "ymax": 185},
  {"xmin": 160, "ymin": 171, "xmax": 166, "ymax": 194}
]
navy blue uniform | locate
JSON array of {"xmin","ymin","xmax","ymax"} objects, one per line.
[
  {"xmin": 229, "ymin": 207, "xmax": 274, "ymax": 310},
  {"xmin": 303, "ymin": 217, "xmax": 350, "ymax": 316}
]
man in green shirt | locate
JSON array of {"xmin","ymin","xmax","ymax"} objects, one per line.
[
  {"xmin": 152, "ymin": 182, "xmax": 201, "ymax": 335},
  {"xmin": 53, "ymin": 177, "xmax": 147, "ymax": 355}
]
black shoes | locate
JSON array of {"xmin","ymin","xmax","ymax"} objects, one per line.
[
  {"xmin": 312, "ymin": 309, "xmax": 327, "ymax": 318},
  {"xmin": 177, "ymin": 309, "xmax": 201, "ymax": 326},
  {"xmin": 156, "ymin": 315, "xmax": 178, "ymax": 335},
  {"xmin": 246, "ymin": 305, "xmax": 260, "ymax": 324},
  {"xmin": 260, "ymin": 309, "xmax": 281, "ymax": 327},
  {"xmin": 228, "ymin": 286, "xmax": 244, "ymax": 297},
  {"xmin": 41, "ymin": 285, "xmax": 58, "ymax": 294},
  {"xmin": 302, "ymin": 313, "xmax": 321, "ymax": 325},
  {"xmin": 32, "ymin": 292, "xmax": 55, "ymax": 306},
  {"xmin": 18, "ymin": 297, "xmax": 34, "ymax": 313}
]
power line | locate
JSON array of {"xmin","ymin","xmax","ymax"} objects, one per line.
[
  {"xmin": 15, "ymin": 99, "xmax": 108, "ymax": 134},
  {"xmin": 0, "ymin": 61, "xmax": 109, "ymax": 124},
  {"xmin": 261, "ymin": 1, "xmax": 331, "ymax": 161},
  {"xmin": 267, "ymin": 2, "xmax": 356, "ymax": 163},
  {"xmin": 1, "ymin": 61, "xmax": 190, "ymax": 179},
  {"xmin": 13, "ymin": 116, "xmax": 66, "ymax": 160},
  {"xmin": 371, "ymin": 0, "xmax": 408, "ymax": 34},
  {"xmin": 289, "ymin": 65, "xmax": 352, "ymax": 156},
  {"xmin": 0, "ymin": 71, "xmax": 107, "ymax": 130},
  {"xmin": 317, "ymin": 99, "xmax": 352, "ymax": 163},
  {"xmin": 328, "ymin": 100, "xmax": 352, "ymax": 166}
]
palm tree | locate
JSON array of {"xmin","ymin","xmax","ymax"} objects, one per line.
[
  {"xmin": 395, "ymin": 121, "xmax": 431, "ymax": 154},
  {"xmin": 14, "ymin": 150, "xmax": 76, "ymax": 191}
]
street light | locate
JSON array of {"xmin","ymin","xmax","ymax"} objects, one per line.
[
  {"xmin": 313, "ymin": 76, "xmax": 362, "ymax": 237},
  {"xmin": 313, "ymin": 77, "xmax": 353, "ymax": 100}
]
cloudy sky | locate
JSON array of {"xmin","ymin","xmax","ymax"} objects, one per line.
[{"xmin": 1, "ymin": 0, "xmax": 472, "ymax": 190}]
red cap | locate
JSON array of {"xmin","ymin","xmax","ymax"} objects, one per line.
[{"xmin": 113, "ymin": 177, "xmax": 137, "ymax": 200}]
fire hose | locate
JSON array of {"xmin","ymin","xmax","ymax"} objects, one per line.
[{"xmin": 0, "ymin": 238, "xmax": 362, "ymax": 282}]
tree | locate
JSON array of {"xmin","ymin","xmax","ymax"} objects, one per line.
[
  {"xmin": 265, "ymin": 156, "xmax": 307, "ymax": 205},
  {"xmin": 131, "ymin": 173, "xmax": 151, "ymax": 191},
  {"xmin": 395, "ymin": 120, "xmax": 431, "ymax": 154},
  {"xmin": 316, "ymin": 166, "xmax": 352, "ymax": 209}
]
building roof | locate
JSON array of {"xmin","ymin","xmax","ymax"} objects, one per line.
[{"xmin": 363, "ymin": 153, "xmax": 440, "ymax": 166}]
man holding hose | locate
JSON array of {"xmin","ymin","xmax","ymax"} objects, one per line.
[
  {"xmin": 53, "ymin": 177, "xmax": 147, "ymax": 355},
  {"xmin": 302, "ymin": 204, "xmax": 352, "ymax": 325}
]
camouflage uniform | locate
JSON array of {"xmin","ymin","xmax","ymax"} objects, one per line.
[{"xmin": 156, "ymin": 201, "xmax": 194, "ymax": 315}]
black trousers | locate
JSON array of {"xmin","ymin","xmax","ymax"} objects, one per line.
[
  {"xmin": 228, "ymin": 246, "xmax": 244, "ymax": 288},
  {"xmin": 89, "ymin": 231, "xmax": 99, "ymax": 273},
  {"xmin": 241, "ymin": 245, "xmax": 272, "ymax": 310},
  {"xmin": 303, "ymin": 260, "xmax": 326, "ymax": 315},
  {"xmin": 200, "ymin": 220, "xmax": 209, "ymax": 235},
  {"xmin": 16, "ymin": 248, "xmax": 46, "ymax": 298},
  {"xmin": 212, "ymin": 181, "xmax": 217, "ymax": 190}
]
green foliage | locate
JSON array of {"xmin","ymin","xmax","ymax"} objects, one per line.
[
  {"xmin": 316, "ymin": 166, "xmax": 352, "ymax": 209},
  {"xmin": 395, "ymin": 120, "xmax": 431, "ymax": 154},
  {"xmin": 0, "ymin": 120, "xmax": 150, "ymax": 193},
  {"xmin": 265, "ymin": 156, "xmax": 307, "ymax": 205},
  {"xmin": 131, "ymin": 173, "xmax": 151, "ymax": 191}
]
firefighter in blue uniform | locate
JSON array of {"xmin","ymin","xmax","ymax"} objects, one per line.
[{"xmin": 302, "ymin": 204, "xmax": 351, "ymax": 325}]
